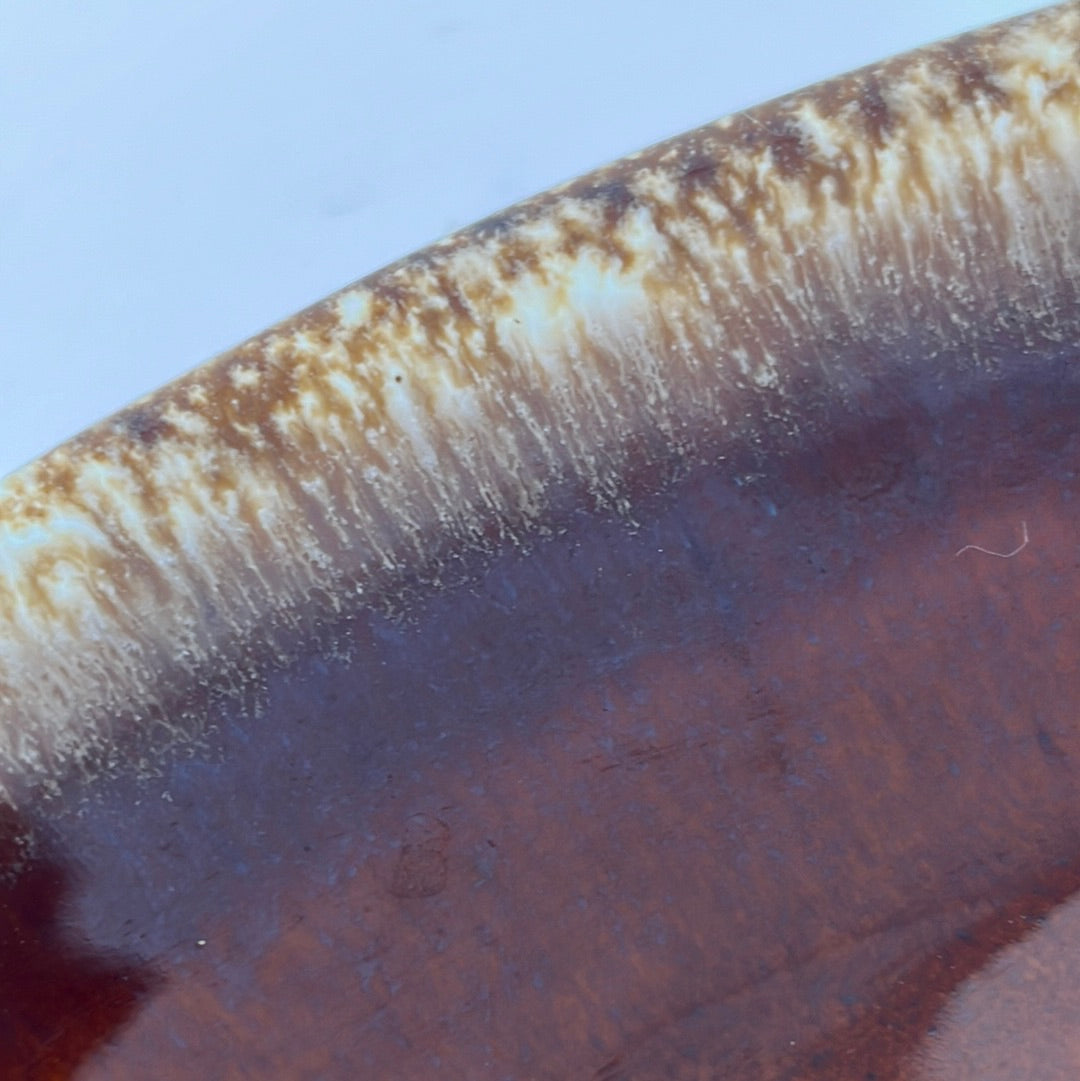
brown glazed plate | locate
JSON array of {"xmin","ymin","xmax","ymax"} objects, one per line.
[{"xmin": 4, "ymin": 4, "xmax": 1080, "ymax": 1078}]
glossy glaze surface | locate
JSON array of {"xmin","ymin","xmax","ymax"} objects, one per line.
[{"xmin": 3, "ymin": 5, "xmax": 1080, "ymax": 1078}]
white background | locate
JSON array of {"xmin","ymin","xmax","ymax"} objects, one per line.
[{"xmin": 1, "ymin": 1, "xmax": 1038, "ymax": 476}]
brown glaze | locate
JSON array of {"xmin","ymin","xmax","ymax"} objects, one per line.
[
  {"xmin": 8, "ymin": 361, "xmax": 1080, "ymax": 1079},
  {"xmin": 4, "ymin": 4, "xmax": 1080, "ymax": 1079}
]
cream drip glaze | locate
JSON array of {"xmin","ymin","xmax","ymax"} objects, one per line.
[{"xmin": 1, "ymin": 3, "xmax": 1079, "ymax": 799}]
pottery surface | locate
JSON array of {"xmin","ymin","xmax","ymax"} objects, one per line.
[{"xmin": 2, "ymin": 6, "xmax": 1079, "ymax": 1079}]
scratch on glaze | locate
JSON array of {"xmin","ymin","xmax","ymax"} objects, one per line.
[{"xmin": 2, "ymin": 4, "xmax": 1080, "ymax": 798}]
